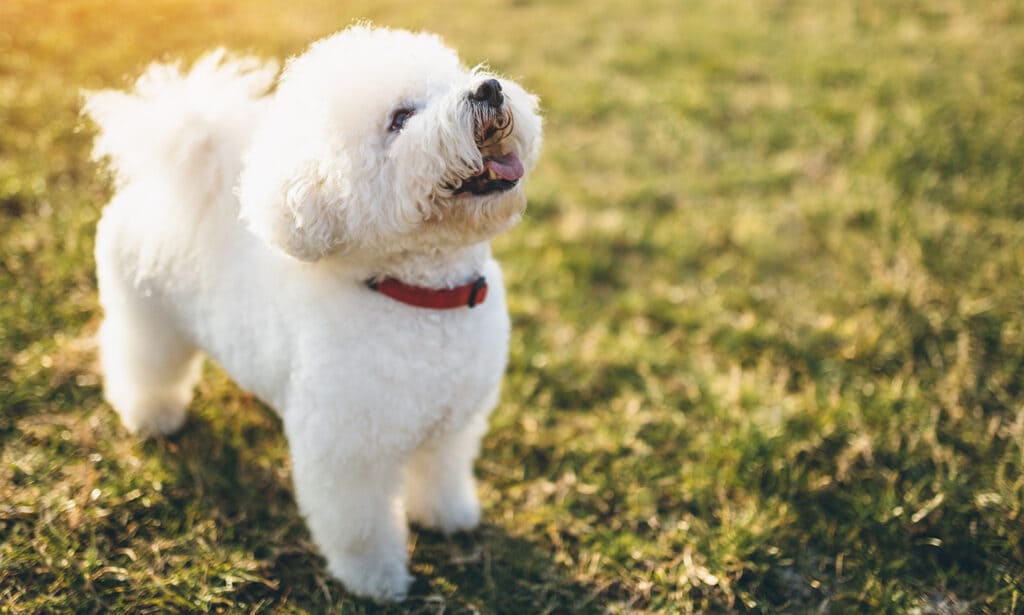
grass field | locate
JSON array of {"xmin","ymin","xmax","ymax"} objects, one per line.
[{"xmin": 2, "ymin": 0, "xmax": 1024, "ymax": 612}]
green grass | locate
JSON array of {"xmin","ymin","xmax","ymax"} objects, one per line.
[{"xmin": 2, "ymin": 0, "xmax": 1024, "ymax": 612}]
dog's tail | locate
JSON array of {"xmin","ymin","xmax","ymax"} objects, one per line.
[{"xmin": 83, "ymin": 50, "xmax": 278, "ymax": 193}]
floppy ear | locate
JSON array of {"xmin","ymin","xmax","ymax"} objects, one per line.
[{"xmin": 238, "ymin": 153, "xmax": 350, "ymax": 262}]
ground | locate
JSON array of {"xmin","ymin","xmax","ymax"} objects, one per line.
[{"xmin": 1, "ymin": 0, "xmax": 1023, "ymax": 613}]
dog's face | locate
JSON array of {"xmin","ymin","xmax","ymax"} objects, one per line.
[{"xmin": 238, "ymin": 26, "xmax": 543, "ymax": 261}]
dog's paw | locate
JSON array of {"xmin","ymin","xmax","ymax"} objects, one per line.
[
  {"xmin": 407, "ymin": 491, "xmax": 481, "ymax": 535},
  {"xmin": 115, "ymin": 396, "xmax": 188, "ymax": 437},
  {"xmin": 328, "ymin": 552, "xmax": 413, "ymax": 603}
]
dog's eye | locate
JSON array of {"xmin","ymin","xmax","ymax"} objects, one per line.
[{"xmin": 389, "ymin": 108, "xmax": 415, "ymax": 132}]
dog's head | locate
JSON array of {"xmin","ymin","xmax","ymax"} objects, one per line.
[{"xmin": 238, "ymin": 26, "xmax": 543, "ymax": 261}]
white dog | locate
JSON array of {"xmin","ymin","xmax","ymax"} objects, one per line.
[{"xmin": 83, "ymin": 25, "xmax": 542, "ymax": 602}]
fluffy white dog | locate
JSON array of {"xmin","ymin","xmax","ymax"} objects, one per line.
[{"xmin": 83, "ymin": 25, "xmax": 542, "ymax": 602}]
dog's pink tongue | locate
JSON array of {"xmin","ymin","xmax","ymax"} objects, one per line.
[{"xmin": 484, "ymin": 152, "xmax": 524, "ymax": 181}]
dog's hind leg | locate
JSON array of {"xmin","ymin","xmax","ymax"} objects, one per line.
[
  {"xmin": 97, "ymin": 299, "xmax": 201, "ymax": 436},
  {"xmin": 95, "ymin": 241, "xmax": 201, "ymax": 436}
]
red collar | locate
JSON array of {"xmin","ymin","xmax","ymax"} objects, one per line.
[{"xmin": 366, "ymin": 276, "xmax": 488, "ymax": 310}]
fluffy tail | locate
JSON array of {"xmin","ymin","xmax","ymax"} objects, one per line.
[{"xmin": 83, "ymin": 50, "xmax": 278, "ymax": 192}]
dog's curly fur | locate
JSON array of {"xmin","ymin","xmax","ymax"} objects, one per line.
[{"xmin": 83, "ymin": 25, "xmax": 542, "ymax": 602}]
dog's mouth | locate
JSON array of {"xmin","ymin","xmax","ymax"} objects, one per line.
[
  {"xmin": 452, "ymin": 151, "xmax": 524, "ymax": 196},
  {"xmin": 447, "ymin": 109, "xmax": 523, "ymax": 196}
]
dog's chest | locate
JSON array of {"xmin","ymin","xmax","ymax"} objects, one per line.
[
  {"xmin": 391, "ymin": 310, "xmax": 505, "ymax": 408},
  {"xmin": 367, "ymin": 303, "xmax": 508, "ymax": 400},
  {"xmin": 285, "ymin": 291, "xmax": 511, "ymax": 443}
]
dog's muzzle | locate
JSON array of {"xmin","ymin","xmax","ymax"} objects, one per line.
[
  {"xmin": 446, "ymin": 79, "xmax": 522, "ymax": 196},
  {"xmin": 469, "ymin": 79, "xmax": 504, "ymax": 109}
]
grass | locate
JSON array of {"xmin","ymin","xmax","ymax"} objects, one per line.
[{"xmin": 2, "ymin": 0, "xmax": 1024, "ymax": 612}]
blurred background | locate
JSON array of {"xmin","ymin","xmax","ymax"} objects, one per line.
[{"xmin": 1, "ymin": 0, "xmax": 1022, "ymax": 612}]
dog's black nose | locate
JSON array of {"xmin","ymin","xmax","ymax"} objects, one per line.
[{"xmin": 469, "ymin": 79, "xmax": 503, "ymax": 108}]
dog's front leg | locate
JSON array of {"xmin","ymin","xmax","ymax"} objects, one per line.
[
  {"xmin": 285, "ymin": 413, "xmax": 412, "ymax": 603},
  {"xmin": 403, "ymin": 410, "xmax": 488, "ymax": 534}
]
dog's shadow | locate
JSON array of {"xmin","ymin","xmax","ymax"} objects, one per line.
[{"xmin": 148, "ymin": 406, "xmax": 601, "ymax": 613}]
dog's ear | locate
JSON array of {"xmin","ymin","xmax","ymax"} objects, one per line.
[{"xmin": 238, "ymin": 153, "xmax": 350, "ymax": 262}]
